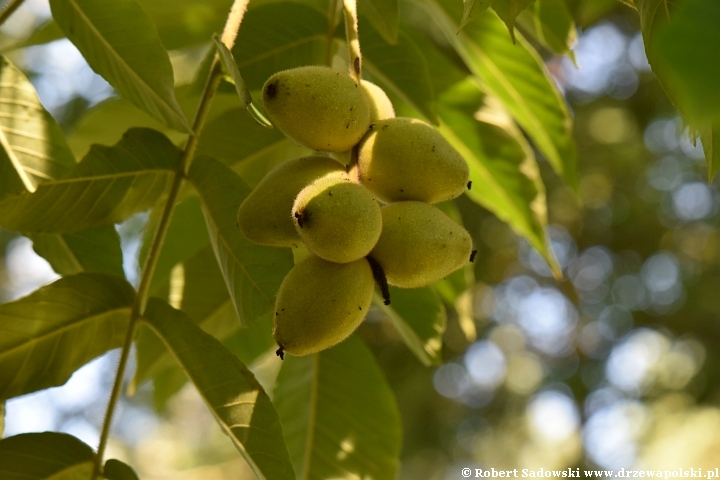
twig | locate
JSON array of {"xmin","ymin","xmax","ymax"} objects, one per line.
[
  {"xmin": 91, "ymin": 1, "xmax": 250, "ymax": 478},
  {"xmin": 0, "ymin": 0, "xmax": 24, "ymax": 26}
]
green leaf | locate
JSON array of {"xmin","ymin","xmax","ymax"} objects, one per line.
[
  {"xmin": 49, "ymin": 0, "xmax": 191, "ymax": 132},
  {"xmin": 0, "ymin": 273, "xmax": 134, "ymax": 400},
  {"xmin": 437, "ymin": 81, "xmax": 558, "ymax": 275},
  {"xmin": 29, "ymin": 225, "xmax": 125, "ymax": 277},
  {"xmin": 0, "ymin": 402, "xmax": 4, "ymax": 437},
  {"xmin": 373, "ymin": 287, "xmax": 446, "ymax": 366},
  {"xmin": 416, "ymin": 0, "xmax": 578, "ymax": 188},
  {"xmin": 232, "ymin": 2, "xmax": 328, "ymax": 90},
  {"xmin": 0, "ymin": 56, "xmax": 76, "ymax": 198},
  {"xmin": 361, "ymin": 21, "xmax": 437, "ymax": 124},
  {"xmin": 460, "ymin": 0, "xmax": 490, "ymax": 30},
  {"xmin": 104, "ymin": 459, "xmax": 140, "ymax": 480},
  {"xmin": 654, "ymin": 0, "xmax": 720, "ymax": 122},
  {"xmin": 490, "ymin": 0, "xmax": 537, "ymax": 40},
  {"xmin": 139, "ymin": 196, "xmax": 210, "ymax": 297},
  {"xmin": 358, "ymin": 0, "xmax": 399, "ymax": 44},
  {"xmin": 142, "ymin": 298, "xmax": 295, "ymax": 480},
  {"xmin": 187, "ymin": 155, "xmax": 294, "ymax": 327},
  {"xmin": 151, "ymin": 364, "xmax": 188, "ymax": 412},
  {"xmin": 0, "ymin": 128, "xmax": 182, "ymax": 234},
  {"xmin": 517, "ymin": 0, "xmax": 576, "ymax": 56},
  {"xmin": 0, "ymin": 432, "xmax": 94, "ymax": 479},
  {"xmin": 274, "ymin": 335, "xmax": 402, "ymax": 480},
  {"xmin": 213, "ymin": 35, "xmax": 273, "ymax": 128},
  {"xmin": 0, "ymin": 20, "xmax": 64, "ymax": 52},
  {"xmin": 67, "ymin": 97, "xmax": 180, "ymax": 160},
  {"xmin": 140, "ymin": 0, "xmax": 233, "ymax": 50},
  {"xmin": 135, "ymin": 246, "xmax": 235, "ymax": 387}
]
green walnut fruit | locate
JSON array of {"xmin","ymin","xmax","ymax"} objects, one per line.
[
  {"xmin": 357, "ymin": 117, "xmax": 470, "ymax": 204},
  {"xmin": 237, "ymin": 156, "xmax": 344, "ymax": 247},
  {"xmin": 370, "ymin": 201, "xmax": 473, "ymax": 288},
  {"xmin": 293, "ymin": 173, "xmax": 382, "ymax": 263},
  {"xmin": 273, "ymin": 255, "xmax": 374, "ymax": 357},
  {"xmin": 361, "ymin": 80, "xmax": 395, "ymax": 121},
  {"xmin": 262, "ymin": 66, "xmax": 371, "ymax": 152}
]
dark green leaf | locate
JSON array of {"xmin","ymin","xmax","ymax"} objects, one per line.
[
  {"xmin": 104, "ymin": 459, "xmax": 140, "ymax": 480},
  {"xmin": 0, "ymin": 56, "xmax": 76, "ymax": 198},
  {"xmin": 232, "ymin": 3, "xmax": 328, "ymax": 90},
  {"xmin": 0, "ymin": 128, "xmax": 182, "ymax": 234},
  {"xmin": 49, "ymin": 0, "xmax": 191, "ymax": 132},
  {"xmin": 460, "ymin": 0, "xmax": 490, "ymax": 30},
  {"xmin": 29, "ymin": 225, "xmax": 125, "ymax": 277},
  {"xmin": 415, "ymin": 0, "xmax": 578, "ymax": 188},
  {"xmin": 0, "ymin": 273, "xmax": 134, "ymax": 400},
  {"xmin": 436, "ymin": 82, "xmax": 557, "ymax": 274},
  {"xmin": 490, "ymin": 0, "xmax": 537, "ymax": 40},
  {"xmin": 0, "ymin": 432, "xmax": 94, "ymax": 479},
  {"xmin": 187, "ymin": 155, "xmax": 294, "ymax": 326},
  {"xmin": 654, "ymin": 0, "xmax": 720, "ymax": 122},
  {"xmin": 361, "ymin": 21, "xmax": 437, "ymax": 123},
  {"xmin": 140, "ymin": 0, "xmax": 232, "ymax": 50},
  {"xmin": 274, "ymin": 335, "xmax": 402, "ymax": 480},
  {"xmin": 151, "ymin": 364, "xmax": 188, "ymax": 412},
  {"xmin": 142, "ymin": 298, "xmax": 295, "ymax": 480},
  {"xmin": 358, "ymin": 0, "xmax": 399, "ymax": 44},
  {"xmin": 373, "ymin": 287, "xmax": 446, "ymax": 366}
]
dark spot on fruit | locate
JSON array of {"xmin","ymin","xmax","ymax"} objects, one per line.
[
  {"xmin": 382, "ymin": 124, "xmax": 389, "ymax": 130},
  {"xmin": 470, "ymin": 250, "xmax": 478, "ymax": 262},
  {"xmin": 350, "ymin": 106, "xmax": 353, "ymax": 111},
  {"xmin": 305, "ymin": 83, "xmax": 310, "ymax": 86},
  {"xmin": 328, "ymin": 190, "xmax": 333, "ymax": 196},
  {"xmin": 432, "ymin": 145, "xmax": 436, "ymax": 152},
  {"xmin": 369, "ymin": 123, "xmax": 376, "ymax": 130},
  {"xmin": 467, "ymin": 181, "xmax": 473, "ymax": 190},
  {"xmin": 275, "ymin": 312, "xmax": 278, "ymax": 316},
  {"xmin": 359, "ymin": 306, "xmax": 362, "ymax": 310},
  {"xmin": 276, "ymin": 346, "xmax": 285, "ymax": 360},
  {"xmin": 346, "ymin": 123, "xmax": 350, "ymax": 129},
  {"xmin": 399, "ymin": 189, "xmax": 404, "ymax": 193},
  {"xmin": 354, "ymin": 57, "xmax": 361, "ymax": 74},
  {"xmin": 294, "ymin": 210, "xmax": 305, "ymax": 228},
  {"xmin": 265, "ymin": 80, "xmax": 278, "ymax": 100}
]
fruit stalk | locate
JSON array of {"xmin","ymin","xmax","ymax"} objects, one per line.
[
  {"xmin": 91, "ymin": 1, "xmax": 249, "ymax": 478},
  {"xmin": 343, "ymin": 0, "xmax": 362, "ymax": 81}
]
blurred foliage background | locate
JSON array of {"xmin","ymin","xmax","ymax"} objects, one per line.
[{"xmin": 3, "ymin": 0, "xmax": 720, "ymax": 478}]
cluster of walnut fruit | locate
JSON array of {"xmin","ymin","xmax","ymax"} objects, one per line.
[{"xmin": 237, "ymin": 66, "xmax": 474, "ymax": 359}]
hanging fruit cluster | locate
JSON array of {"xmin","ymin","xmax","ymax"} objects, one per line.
[{"xmin": 237, "ymin": 65, "xmax": 474, "ymax": 359}]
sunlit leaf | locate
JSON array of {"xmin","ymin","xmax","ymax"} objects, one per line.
[
  {"xmin": 142, "ymin": 298, "xmax": 295, "ymax": 480},
  {"xmin": 358, "ymin": 0, "xmax": 399, "ymax": 44},
  {"xmin": 437, "ymin": 81, "xmax": 557, "ymax": 274},
  {"xmin": 0, "ymin": 56, "xmax": 76, "ymax": 198},
  {"xmin": 29, "ymin": 225, "xmax": 125, "ymax": 277},
  {"xmin": 0, "ymin": 128, "xmax": 182, "ymax": 234},
  {"xmin": 49, "ymin": 0, "xmax": 191, "ymax": 132},
  {"xmin": 232, "ymin": 2, "xmax": 328, "ymax": 90},
  {"xmin": 414, "ymin": 0, "xmax": 578, "ymax": 188},
  {"xmin": 373, "ymin": 287, "xmax": 446, "ymax": 366},
  {"xmin": 0, "ymin": 432, "xmax": 94, "ymax": 479},
  {"xmin": 701, "ymin": 125, "xmax": 720, "ymax": 179},
  {"xmin": 187, "ymin": 155, "xmax": 294, "ymax": 326},
  {"xmin": 104, "ymin": 459, "xmax": 140, "ymax": 480},
  {"xmin": 361, "ymin": 21, "xmax": 437, "ymax": 123},
  {"xmin": 0, "ymin": 273, "xmax": 134, "ymax": 400},
  {"xmin": 274, "ymin": 335, "xmax": 401, "ymax": 480}
]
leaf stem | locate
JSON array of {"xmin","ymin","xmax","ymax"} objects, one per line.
[
  {"xmin": 343, "ymin": 0, "xmax": 361, "ymax": 81},
  {"xmin": 325, "ymin": 0, "xmax": 342, "ymax": 66},
  {"xmin": 91, "ymin": 1, "xmax": 249, "ymax": 478},
  {"xmin": 0, "ymin": 0, "xmax": 24, "ymax": 26}
]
